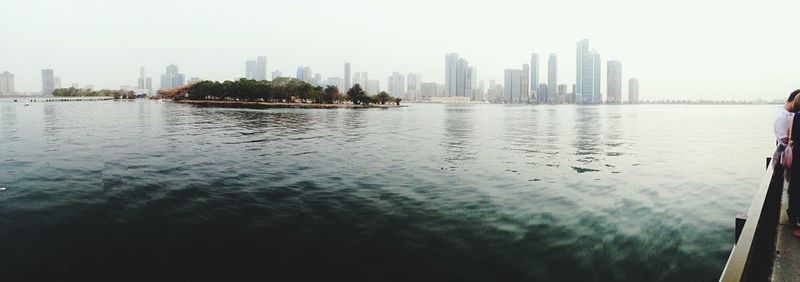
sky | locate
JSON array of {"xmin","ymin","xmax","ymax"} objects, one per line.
[{"xmin": 1, "ymin": 0, "xmax": 799, "ymax": 101}]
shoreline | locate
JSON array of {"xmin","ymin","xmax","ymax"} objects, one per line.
[{"xmin": 174, "ymin": 99, "xmax": 407, "ymax": 109}]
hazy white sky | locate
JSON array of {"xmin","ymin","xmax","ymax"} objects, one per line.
[{"xmin": 1, "ymin": 0, "xmax": 798, "ymax": 100}]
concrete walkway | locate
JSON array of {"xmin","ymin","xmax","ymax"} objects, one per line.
[{"xmin": 771, "ymin": 179, "xmax": 800, "ymax": 281}]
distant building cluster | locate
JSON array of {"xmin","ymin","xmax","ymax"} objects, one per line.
[
  {"xmin": 245, "ymin": 56, "xmax": 267, "ymax": 81},
  {"xmin": 160, "ymin": 64, "xmax": 185, "ymax": 89},
  {"xmin": 487, "ymin": 39, "xmax": 639, "ymax": 104},
  {"xmin": 15, "ymin": 39, "xmax": 641, "ymax": 102},
  {"xmin": 444, "ymin": 53, "xmax": 477, "ymax": 99}
]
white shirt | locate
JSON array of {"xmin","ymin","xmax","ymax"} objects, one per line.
[{"xmin": 775, "ymin": 107, "xmax": 791, "ymax": 145}]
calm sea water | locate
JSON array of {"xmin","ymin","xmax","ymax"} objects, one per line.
[{"xmin": 0, "ymin": 99, "xmax": 777, "ymax": 281}]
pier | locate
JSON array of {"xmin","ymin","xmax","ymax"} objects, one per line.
[
  {"xmin": 13, "ymin": 97, "xmax": 114, "ymax": 103},
  {"xmin": 719, "ymin": 156, "xmax": 797, "ymax": 281}
]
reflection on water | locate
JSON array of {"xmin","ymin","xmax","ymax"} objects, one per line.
[{"xmin": 0, "ymin": 100, "xmax": 778, "ymax": 281}]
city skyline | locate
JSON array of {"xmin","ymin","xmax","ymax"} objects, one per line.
[{"xmin": 2, "ymin": 0, "xmax": 799, "ymax": 100}]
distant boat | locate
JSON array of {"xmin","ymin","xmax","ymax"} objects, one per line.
[{"xmin": 23, "ymin": 100, "xmax": 30, "ymax": 106}]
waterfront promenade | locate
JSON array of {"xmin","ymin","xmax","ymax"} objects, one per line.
[{"xmin": 720, "ymin": 157, "xmax": 800, "ymax": 281}]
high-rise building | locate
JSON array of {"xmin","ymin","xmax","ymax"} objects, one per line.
[
  {"xmin": 457, "ymin": 58, "xmax": 469, "ymax": 97},
  {"xmin": 344, "ymin": 63, "xmax": 351, "ymax": 91},
  {"xmin": 628, "ymin": 78, "xmax": 639, "ymax": 103},
  {"xmin": 272, "ymin": 70, "xmax": 283, "ymax": 79},
  {"xmin": 547, "ymin": 53, "xmax": 557, "ymax": 104},
  {"xmin": 0, "ymin": 71, "xmax": 15, "ymax": 95},
  {"xmin": 295, "ymin": 66, "xmax": 312, "ymax": 83},
  {"xmin": 521, "ymin": 64, "xmax": 529, "ymax": 103},
  {"xmin": 137, "ymin": 67, "xmax": 152, "ymax": 95},
  {"xmin": 538, "ymin": 83, "xmax": 548, "ymax": 103},
  {"xmin": 467, "ymin": 66, "xmax": 477, "ymax": 96},
  {"xmin": 387, "ymin": 72, "xmax": 406, "ymax": 99},
  {"xmin": 54, "ymin": 76, "xmax": 62, "ymax": 89},
  {"xmin": 245, "ymin": 60, "xmax": 257, "ymax": 79},
  {"xmin": 313, "ymin": 73, "xmax": 322, "ymax": 85},
  {"xmin": 530, "ymin": 54, "xmax": 539, "ymax": 102},
  {"xmin": 160, "ymin": 64, "xmax": 185, "ymax": 89},
  {"xmin": 41, "ymin": 69, "xmax": 55, "ymax": 96},
  {"xmin": 478, "ymin": 80, "xmax": 486, "ymax": 101},
  {"xmin": 445, "ymin": 53, "xmax": 473, "ymax": 97},
  {"xmin": 504, "ymin": 69, "xmax": 522, "ymax": 103},
  {"xmin": 576, "ymin": 39, "xmax": 602, "ymax": 104},
  {"xmin": 256, "ymin": 56, "xmax": 267, "ymax": 81},
  {"xmin": 352, "ymin": 72, "xmax": 368, "ymax": 89},
  {"xmin": 606, "ymin": 60, "xmax": 622, "ymax": 104},
  {"xmin": 245, "ymin": 57, "xmax": 267, "ymax": 80},
  {"xmin": 445, "ymin": 53, "xmax": 459, "ymax": 97},
  {"xmin": 138, "ymin": 67, "xmax": 146, "ymax": 89},
  {"xmin": 406, "ymin": 72, "xmax": 421, "ymax": 101},
  {"xmin": 145, "ymin": 77, "xmax": 152, "ymax": 96}
]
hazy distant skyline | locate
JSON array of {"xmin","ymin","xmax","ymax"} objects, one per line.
[{"xmin": 1, "ymin": 0, "xmax": 799, "ymax": 100}]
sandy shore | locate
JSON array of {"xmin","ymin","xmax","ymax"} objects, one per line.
[{"xmin": 174, "ymin": 99, "xmax": 407, "ymax": 109}]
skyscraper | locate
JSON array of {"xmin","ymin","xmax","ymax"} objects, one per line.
[
  {"xmin": 467, "ymin": 66, "xmax": 477, "ymax": 99},
  {"xmin": 521, "ymin": 64, "xmax": 529, "ymax": 103},
  {"xmin": 245, "ymin": 60, "xmax": 257, "ymax": 79},
  {"xmin": 145, "ymin": 77, "xmax": 152, "ymax": 96},
  {"xmin": 606, "ymin": 60, "xmax": 622, "ymax": 104},
  {"xmin": 313, "ymin": 73, "xmax": 321, "ymax": 85},
  {"xmin": 344, "ymin": 63, "xmax": 351, "ymax": 91},
  {"xmin": 628, "ymin": 78, "xmax": 639, "ymax": 103},
  {"xmin": 444, "ymin": 53, "xmax": 474, "ymax": 97},
  {"xmin": 456, "ymin": 58, "xmax": 469, "ymax": 97},
  {"xmin": 530, "ymin": 54, "xmax": 539, "ymax": 102},
  {"xmin": 406, "ymin": 72, "xmax": 421, "ymax": 101},
  {"xmin": 0, "ymin": 71, "xmax": 14, "ymax": 95},
  {"xmin": 576, "ymin": 39, "xmax": 602, "ymax": 104},
  {"xmin": 547, "ymin": 53, "xmax": 557, "ymax": 104},
  {"xmin": 160, "ymin": 64, "xmax": 185, "ymax": 89},
  {"xmin": 387, "ymin": 72, "xmax": 405, "ymax": 99},
  {"xmin": 41, "ymin": 69, "xmax": 55, "ymax": 96},
  {"xmin": 504, "ymin": 69, "xmax": 522, "ymax": 103},
  {"xmin": 295, "ymin": 66, "xmax": 312, "ymax": 83},
  {"xmin": 256, "ymin": 56, "xmax": 267, "ymax": 81},
  {"xmin": 445, "ymin": 53, "xmax": 459, "ymax": 97},
  {"xmin": 138, "ymin": 67, "xmax": 146, "ymax": 89},
  {"xmin": 538, "ymin": 83, "xmax": 548, "ymax": 103}
]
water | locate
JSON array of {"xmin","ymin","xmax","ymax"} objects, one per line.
[{"xmin": 0, "ymin": 100, "xmax": 777, "ymax": 281}]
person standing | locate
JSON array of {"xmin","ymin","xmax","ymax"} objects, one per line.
[
  {"xmin": 772, "ymin": 89, "xmax": 800, "ymax": 151},
  {"xmin": 785, "ymin": 91, "xmax": 800, "ymax": 237}
]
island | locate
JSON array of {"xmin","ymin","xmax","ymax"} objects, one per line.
[{"xmin": 166, "ymin": 77, "xmax": 405, "ymax": 109}]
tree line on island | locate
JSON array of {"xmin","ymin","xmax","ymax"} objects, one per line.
[
  {"xmin": 186, "ymin": 78, "xmax": 401, "ymax": 105},
  {"xmin": 52, "ymin": 88, "xmax": 137, "ymax": 99}
]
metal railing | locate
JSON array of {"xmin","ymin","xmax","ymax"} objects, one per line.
[{"xmin": 719, "ymin": 157, "xmax": 784, "ymax": 281}]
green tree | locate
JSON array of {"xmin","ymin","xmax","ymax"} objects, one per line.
[
  {"xmin": 321, "ymin": 85, "xmax": 339, "ymax": 104},
  {"xmin": 346, "ymin": 84, "xmax": 367, "ymax": 105},
  {"xmin": 374, "ymin": 91, "xmax": 391, "ymax": 104}
]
